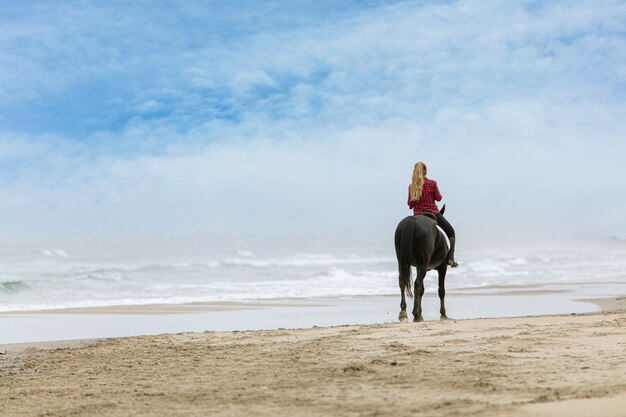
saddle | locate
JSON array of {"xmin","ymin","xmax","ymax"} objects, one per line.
[{"xmin": 419, "ymin": 212, "xmax": 438, "ymax": 223}]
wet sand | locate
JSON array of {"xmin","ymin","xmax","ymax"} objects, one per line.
[
  {"xmin": 2, "ymin": 306, "xmax": 626, "ymax": 417},
  {"xmin": 2, "ymin": 301, "xmax": 321, "ymax": 315},
  {"xmin": 3, "ymin": 283, "xmax": 615, "ymax": 345}
]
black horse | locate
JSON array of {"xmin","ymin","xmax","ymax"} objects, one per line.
[{"xmin": 394, "ymin": 205, "xmax": 450, "ymax": 322}]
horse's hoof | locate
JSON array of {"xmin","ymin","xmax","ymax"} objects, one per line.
[
  {"xmin": 413, "ymin": 316, "xmax": 424, "ymax": 322},
  {"xmin": 440, "ymin": 315, "xmax": 449, "ymax": 320},
  {"xmin": 399, "ymin": 312, "xmax": 408, "ymax": 323}
]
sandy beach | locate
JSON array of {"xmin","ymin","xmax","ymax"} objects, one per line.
[{"xmin": 2, "ymin": 305, "xmax": 626, "ymax": 417}]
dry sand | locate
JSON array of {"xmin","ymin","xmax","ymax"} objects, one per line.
[{"xmin": 2, "ymin": 309, "xmax": 626, "ymax": 417}]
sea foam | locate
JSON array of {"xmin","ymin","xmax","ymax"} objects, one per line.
[{"xmin": 1, "ymin": 242, "xmax": 625, "ymax": 312}]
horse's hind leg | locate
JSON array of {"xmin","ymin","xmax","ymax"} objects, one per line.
[
  {"xmin": 436, "ymin": 264, "xmax": 449, "ymax": 320},
  {"xmin": 412, "ymin": 267, "xmax": 426, "ymax": 322},
  {"xmin": 399, "ymin": 278, "xmax": 408, "ymax": 322}
]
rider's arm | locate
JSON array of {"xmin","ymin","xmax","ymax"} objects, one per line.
[
  {"xmin": 407, "ymin": 186, "xmax": 416, "ymax": 209},
  {"xmin": 433, "ymin": 181, "xmax": 442, "ymax": 202}
]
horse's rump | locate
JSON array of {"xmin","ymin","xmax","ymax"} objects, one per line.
[{"xmin": 395, "ymin": 216, "xmax": 437, "ymax": 298}]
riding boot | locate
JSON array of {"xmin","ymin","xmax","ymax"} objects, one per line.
[{"xmin": 447, "ymin": 237, "xmax": 458, "ymax": 268}]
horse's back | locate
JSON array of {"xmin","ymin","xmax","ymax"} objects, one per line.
[{"xmin": 395, "ymin": 215, "xmax": 437, "ymax": 239}]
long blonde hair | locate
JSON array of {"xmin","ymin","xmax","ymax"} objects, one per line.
[{"xmin": 409, "ymin": 162, "xmax": 427, "ymax": 201}]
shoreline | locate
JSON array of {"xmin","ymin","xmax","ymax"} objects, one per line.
[
  {"xmin": 4, "ymin": 278, "xmax": 624, "ymax": 317},
  {"xmin": 2, "ymin": 309, "xmax": 625, "ymax": 417},
  {"xmin": 1, "ymin": 294, "xmax": 624, "ymax": 353},
  {"xmin": 3, "ymin": 292, "xmax": 622, "ymax": 315},
  {"xmin": 579, "ymin": 295, "xmax": 626, "ymax": 313},
  {"xmin": 2, "ymin": 287, "xmax": 620, "ymax": 345},
  {"xmin": 0, "ymin": 288, "xmax": 608, "ymax": 345}
]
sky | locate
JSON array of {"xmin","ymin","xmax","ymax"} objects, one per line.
[{"xmin": 1, "ymin": 0, "xmax": 625, "ymax": 249}]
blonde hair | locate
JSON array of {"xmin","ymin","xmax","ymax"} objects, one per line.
[{"xmin": 409, "ymin": 162, "xmax": 427, "ymax": 201}]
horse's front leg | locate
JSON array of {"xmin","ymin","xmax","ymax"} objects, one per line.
[
  {"xmin": 436, "ymin": 263, "xmax": 448, "ymax": 320},
  {"xmin": 412, "ymin": 268, "xmax": 426, "ymax": 322},
  {"xmin": 398, "ymin": 276, "xmax": 408, "ymax": 322}
]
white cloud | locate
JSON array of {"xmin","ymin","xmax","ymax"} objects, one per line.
[
  {"xmin": 0, "ymin": 0, "xmax": 625, "ymax": 247},
  {"xmin": 2, "ymin": 96, "xmax": 625, "ymax": 245}
]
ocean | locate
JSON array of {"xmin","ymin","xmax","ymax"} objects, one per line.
[{"xmin": 1, "ymin": 238, "xmax": 625, "ymax": 313}]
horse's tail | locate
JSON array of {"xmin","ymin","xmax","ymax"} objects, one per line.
[{"xmin": 395, "ymin": 217, "xmax": 416, "ymax": 299}]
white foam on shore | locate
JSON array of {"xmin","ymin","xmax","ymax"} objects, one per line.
[{"xmin": 1, "ymin": 242, "xmax": 625, "ymax": 313}]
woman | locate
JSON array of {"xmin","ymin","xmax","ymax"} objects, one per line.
[{"xmin": 407, "ymin": 162, "xmax": 458, "ymax": 267}]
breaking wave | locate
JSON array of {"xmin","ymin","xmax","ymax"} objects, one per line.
[{"xmin": 1, "ymin": 244, "xmax": 625, "ymax": 312}]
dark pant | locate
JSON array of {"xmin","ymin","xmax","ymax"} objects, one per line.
[
  {"xmin": 436, "ymin": 213, "xmax": 455, "ymax": 238},
  {"xmin": 437, "ymin": 213, "xmax": 457, "ymax": 264}
]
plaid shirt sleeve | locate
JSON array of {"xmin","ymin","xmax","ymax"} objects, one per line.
[{"xmin": 433, "ymin": 180, "xmax": 442, "ymax": 202}]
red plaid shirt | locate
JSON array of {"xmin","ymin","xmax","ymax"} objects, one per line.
[{"xmin": 408, "ymin": 178, "xmax": 442, "ymax": 215}]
